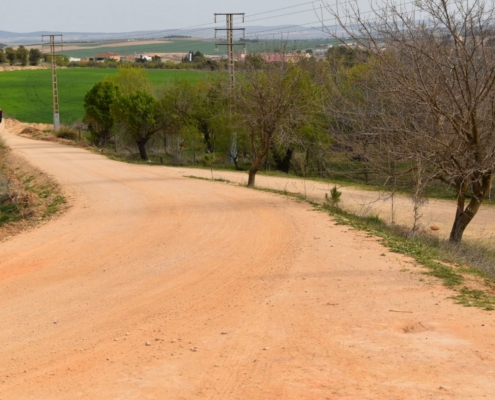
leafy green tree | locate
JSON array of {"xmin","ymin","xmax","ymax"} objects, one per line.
[
  {"xmin": 110, "ymin": 65, "xmax": 152, "ymax": 95},
  {"xmin": 326, "ymin": 45, "xmax": 368, "ymax": 71},
  {"xmin": 160, "ymin": 79, "xmax": 230, "ymax": 154},
  {"xmin": 5, "ymin": 47, "xmax": 15, "ymax": 65},
  {"xmin": 288, "ymin": 116, "xmax": 332, "ymax": 179},
  {"xmin": 28, "ymin": 48, "xmax": 42, "ymax": 66},
  {"xmin": 44, "ymin": 54, "xmax": 69, "ymax": 66},
  {"xmin": 111, "ymin": 90, "xmax": 162, "ymax": 160},
  {"xmin": 234, "ymin": 64, "xmax": 326, "ymax": 187},
  {"xmin": 0, "ymin": 49, "xmax": 5, "ymax": 64},
  {"xmin": 56, "ymin": 55, "xmax": 69, "ymax": 66},
  {"xmin": 178, "ymin": 124, "xmax": 205, "ymax": 163},
  {"xmin": 242, "ymin": 54, "xmax": 265, "ymax": 70},
  {"xmin": 15, "ymin": 46, "xmax": 28, "ymax": 66},
  {"xmin": 84, "ymin": 81, "xmax": 120, "ymax": 147},
  {"xmin": 192, "ymin": 51, "xmax": 206, "ymax": 65}
]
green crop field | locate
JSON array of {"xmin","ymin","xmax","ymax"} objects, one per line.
[
  {"xmin": 59, "ymin": 39, "xmax": 224, "ymax": 58},
  {"xmin": 0, "ymin": 69, "xmax": 205, "ymax": 125},
  {"xmin": 58, "ymin": 38, "xmax": 339, "ymax": 58}
]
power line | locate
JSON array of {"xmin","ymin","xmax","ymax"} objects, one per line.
[
  {"xmin": 243, "ymin": 6, "xmax": 325, "ymax": 24},
  {"xmin": 28, "ymin": 0, "xmax": 418, "ymax": 56},
  {"xmin": 27, "ymin": 0, "xmax": 327, "ymax": 46},
  {"xmin": 242, "ymin": 0, "xmax": 323, "ymax": 18},
  {"xmin": 242, "ymin": 0, "xmax": 417, "ymax": 39},
  {"xmin": 118, "ymin": 0, "xmax": 324, "ymax": 41}
]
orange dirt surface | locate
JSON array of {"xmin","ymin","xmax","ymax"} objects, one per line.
[
  {"xmin": 171, "ymin": 169, "xmax": 495, "ymax": 243},
  {"xmin": 1, "ymin": 120, "xmax": 495, "ymax": 399}
]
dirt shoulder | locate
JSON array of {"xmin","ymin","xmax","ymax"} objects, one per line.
[
  {"xmin": 0, "ymin": 129, "xmax": 67, "ymax": 241},
  {"xmin": 1, "ymin": 118, "xmax": 495, "ymax": 399}
]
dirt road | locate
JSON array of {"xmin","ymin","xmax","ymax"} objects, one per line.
[
  {"xmin": 168, "ymin": 168, "xmax": 495, "ymax": 243},
  {"xmin": 1, "ymin": 120, "xmax": 494, "ymax": 399}
]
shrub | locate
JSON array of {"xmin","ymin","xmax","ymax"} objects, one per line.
[
  {"xmin": 56, "ymin": 126, "xmax": 79, "ymax": 141},
  {"xmin": 325, "ymin": 185, "xmax": 342, "ymax": 208}
]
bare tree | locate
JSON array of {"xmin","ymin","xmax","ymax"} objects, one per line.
[{"xmin": 325, "ymin": 0, "xmax": 495, "ymax": 242}]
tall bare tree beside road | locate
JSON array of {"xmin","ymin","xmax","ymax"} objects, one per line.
[{"xmin": 326, "ymin": 0, "xmax": 495, "ymax": 242}]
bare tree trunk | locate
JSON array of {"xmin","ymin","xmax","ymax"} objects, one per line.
[
  {"xmin": 248, "ymin": 158, "xmax": 263, "ymax": 187},
  {"xmin": 325, "ymin": 0, "xmax": 495, "ymax": 244},
  {"xmin": 449, "ymin": 174, "xmax": 493, "ymax": 243},
  {"xmin": 248, "ymin": 140, "xmax": 273, "ymax": 187},
  {"xmin": 449, "ymin": 208, "xmax": 474, "ymax": 243},
  {"xmin": 364, "ymin": 164, "xmax": 369, "ymax": 185},
  {"xmin": 203, "ymin": 130, "xmax": 213, "ymax": 153},
  {"xmin": 247, "ymin": 128, "xmax": 273, "ymax": 187}
]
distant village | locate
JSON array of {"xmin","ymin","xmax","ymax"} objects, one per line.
[{"xmin": 69, "ymin": 43, "xmax": 349, "ymax": 65}]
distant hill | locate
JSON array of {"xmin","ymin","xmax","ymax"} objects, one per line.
[
  {"xmin": 0, "ymin": 25, "xmax": 339, "ymax": 44},
  {"xmin": 0, "ymin": 30, "xmax": 163, "ymax": 45}
]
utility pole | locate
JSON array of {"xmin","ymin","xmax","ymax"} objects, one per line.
[
  {"xmin": 214, "ymin": 13, "xmax": 245, "ymax": 91},
  {"xmin": 42, "ymin": 35, "xmax": 63, "ymax": 132},
  {"xmin": 214, "ymin": 13, "xmax": 245, "ymax": 163}
]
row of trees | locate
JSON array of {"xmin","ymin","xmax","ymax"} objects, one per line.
[
  {"xmin": 84, "ymin": 64, "xmax": 330, "ymax": 186},
  {"xmin": 0, "ymin": 46, "xmax": 42, "ymax": 66},
  {"xmin": 82, "ymin": 0, "xmax": 495, "ymax": 243}
]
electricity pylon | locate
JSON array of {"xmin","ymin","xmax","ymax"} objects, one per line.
[
  {"xmin": 42, "ymin": 35, "xmax": 63, "ymax": 132},
  {"xmin": 214, "ymin": 13, "xmax": 245, "ymax": 91}
]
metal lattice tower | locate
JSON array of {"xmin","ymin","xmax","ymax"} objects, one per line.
[
  {"xmin": 42, "ymin": 35, "xmax": 63, "ymax": 132},
  {"xmin": 214, "ymin": 13, "xmax": 245, "ymax": 91}
]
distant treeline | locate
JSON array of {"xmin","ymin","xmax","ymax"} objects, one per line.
[
  {"xmin": 68, "ymin": 51, "xmax": 229, "ymax": 71},
  {"xmin": 0, "ymin": 46, "xmax": 69, "ymax": 67}
]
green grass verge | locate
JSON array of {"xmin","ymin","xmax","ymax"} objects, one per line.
[
  {"xmin": 325, "ymin": 206, "xmax": 495, "ymax": 310},
  {"xmin": 59, "ymin": 39, "xmax": 226, "ymax": 58},
  {"xmin": 325, "ymin": 206, "xmax": 463, "ymax": 287},
  {"xmin": 44, "ymin": 195, "xmax": 66, "ymax": 217},
  {"xmin": 0, "ymin": 203, "xmax": 21, "ymax": 226}
]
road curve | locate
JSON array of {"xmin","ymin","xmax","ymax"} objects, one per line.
[{"xmin": 0, "ymin": 120, "xmax": 494, "ymax": 399}]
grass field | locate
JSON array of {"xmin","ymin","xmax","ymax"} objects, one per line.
[
  {"xmin": 0, "ymin": 69, "xmax": 205, "ymax": 124},
  {"xmin": 58, "ymin": 38, "xmax": 339, "ymax": 58},
  {"xmin": 59, "ymin": 39, "xmax": 222, "ymax": 58}
]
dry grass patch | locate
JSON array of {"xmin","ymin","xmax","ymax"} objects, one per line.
[{"xmin": 0, "ymin": 140, "xmax": 67, "ymax": 241}]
